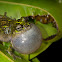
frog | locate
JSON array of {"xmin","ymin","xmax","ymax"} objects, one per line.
[{"xmin": 0, "ymin": 12, "xmax": 59, "ymax": 61}]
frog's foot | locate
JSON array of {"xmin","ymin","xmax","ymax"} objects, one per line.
[{"xmin": 8, "ymin": 44, "xmax": 21, "ymax": 60}]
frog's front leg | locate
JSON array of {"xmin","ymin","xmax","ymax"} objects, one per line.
[
  {"xmin": 8, "ymin": 43, "xmax": 21, "ymax": 60},
  {"xmin": 8, "ymin": 43, "xmax": 16, "ymax": 59}
]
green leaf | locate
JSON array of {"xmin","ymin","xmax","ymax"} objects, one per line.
[
  {"xmin": 0, "ymin": 0, "xmax": 62, "ymax": 62},
  {"xmin": 0, "ymin": 51, "xmax": 13, "ymax": 62}
]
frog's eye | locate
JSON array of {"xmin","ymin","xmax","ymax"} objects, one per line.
[
  {"xmin": 12, "ymin": 23, "xmax": 42, "ymax": 54},
  {"xmin": 16, "ymin": 25, "xmax": 23, "ymax": 31}
]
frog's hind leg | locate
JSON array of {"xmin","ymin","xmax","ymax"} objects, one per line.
[
  {"xmin": 35, "ymin": 15, "xmax": 59, "ymax": 30},
  {"xmin": 35, "ymin": 15, "xmax": 59, "ymax": 41}
]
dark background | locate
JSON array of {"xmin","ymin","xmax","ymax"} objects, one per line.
[{"xmin": 37, "ymin": 38, "xmax": 62, "ymax": 62}]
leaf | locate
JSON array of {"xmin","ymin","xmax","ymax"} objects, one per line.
[
  {"xmin": 0, "ymin": 51, "xmax": 13, "ymax": 62},
  {"xmin": 0, "ymin": 0, "xmax": 62, "ymax": 62}
]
